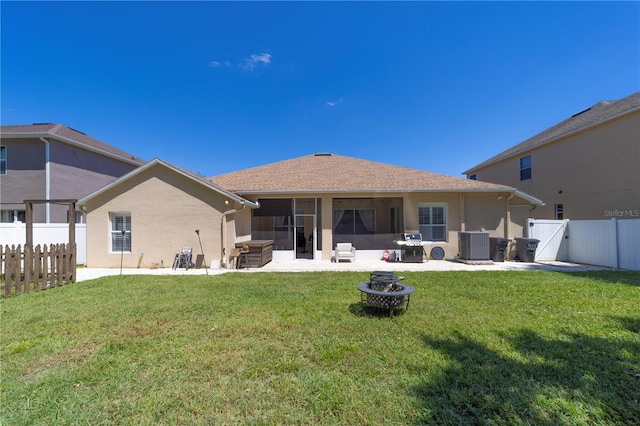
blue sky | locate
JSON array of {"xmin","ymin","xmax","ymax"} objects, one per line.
[{"xmin": 2, "ymin": 1, "xmax": 639, "ymax": 178}]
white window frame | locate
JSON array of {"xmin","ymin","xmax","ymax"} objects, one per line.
[
  {"xmin": 418, "ymin": 203, "xmax": 447, "ymax": 242},
  {"xmin": 110, "ymin": 212, "xmax": 131, "ymax": 252}
]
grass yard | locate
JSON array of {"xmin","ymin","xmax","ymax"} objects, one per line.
[{"xmin": 1, "ymin": 270, "xmax": 639, "ymax": 425}]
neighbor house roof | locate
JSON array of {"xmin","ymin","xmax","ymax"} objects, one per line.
[
  {"xmin": 78, "ymin": 158, "xmax": 259, "ymax": 208},
  {"xmin": 211, "ymin": 153, "xmax": 543, "ymax": 205},
  {"xmin": 464, "ymin": 91, "xmax": 640, "ymax": 174},
  {"xmin": 0, "ymin": 123, "xmax": 146, "ymax": 166}
]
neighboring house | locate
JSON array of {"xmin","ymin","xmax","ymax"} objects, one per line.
[
  {"xmin": 78, "ymin": 159, "xmax": 259, "ymax": 268},
  {"xmin": 464, "ymin": 92, "xmax": 640, "ymax": 220},
  {"xmin": 0, "ymin": 123, "xmax": 145, "ymax": 223},
  {"xmin": 79, "ymin": 153, "xmax": 542, "ymax": 268}
]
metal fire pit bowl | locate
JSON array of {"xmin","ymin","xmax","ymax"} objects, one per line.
[{"xmin": 357, "ymin": 271, "xmax": 414, "ymax": 317}]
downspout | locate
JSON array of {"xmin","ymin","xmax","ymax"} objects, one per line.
[
  {"xmin": 504, "ymin": 193, "xmax": 515, "ymax": 239},
  {"xmin": 220, "ymin": 203, "xmax": 247, "ymax": 268},
  {"xmin": 39, "ymin": 137, "xmax": 51, "ymax": 223},
  {"xmin": 459, "ymin": 192, "xmax": 466, "ymax": 232},
  {"xmin": 504, "ymin": 193, "xmax": 516, "ymax": 260}
]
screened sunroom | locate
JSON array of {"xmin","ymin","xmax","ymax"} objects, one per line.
[{"xmin": 250, "ymin": 197, "xmax": 404, "ymax": 260}]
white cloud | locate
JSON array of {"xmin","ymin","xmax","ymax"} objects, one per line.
[
  {"xmin": 326, "ymin": 98, "xmax": 343, "ymax": 107},
  {"xmin": 210, "ymin": 60, "xmax": 232, "ymax": 68},
  {"xmin": 241, "ymin": 53, "xmax": 272, "ymax": 70},
  {"xmin": 210, "ymin": 53, "xmax": 270, "ymax": 71}
]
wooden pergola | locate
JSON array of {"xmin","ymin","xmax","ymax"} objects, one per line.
[{"xmin": 23, "ymin": 199, "xmax": 77, "ymax": 248}]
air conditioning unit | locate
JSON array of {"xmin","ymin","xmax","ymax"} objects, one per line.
[{"xmin": 459, "ymin": 231, "xmax": 490, "ymax": 260}]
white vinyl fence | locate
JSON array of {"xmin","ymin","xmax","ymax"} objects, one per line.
[
  {"xmin": 0, "ymin": 222, "xmax": 86, "ymax": 264},
  {"xmin": 528, "ymin": 218, "xmax": 640, "ymax": 270}
]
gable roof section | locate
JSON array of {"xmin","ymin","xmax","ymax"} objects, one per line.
[
  {"xmin": 464, "ymin": 91, "xmax": 640, "ymax": 174},
  {"xmin": 78, "ymin": 158, "xmax": 259, "ymax": 208},
  {"xmin": 211, "ymin": 153, "xmax": 543, "ymax": 205},
  {"xmin": 0, "ymin": 123, "xmax": 146, "ymax": 166}
]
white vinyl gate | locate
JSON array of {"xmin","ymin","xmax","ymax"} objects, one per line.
[
  {"xmin": 528, "ymin": 218, "xmax": 640, "ymax": 270},
  {"xmin": 526, "ymin": 219, "xmax": 568, "ymax": 261}
]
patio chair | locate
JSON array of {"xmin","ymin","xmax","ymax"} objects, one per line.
[
  {"xmin": 172, "ymin": 247, "xmax": 193, "ymax": 270},
  {"xmin": 228, "ymin": 247, "xmax": 250, "ymax": 269},
  {"xmin": 334, "ymin": 242, "xmax": 356, "ymax": 262}
]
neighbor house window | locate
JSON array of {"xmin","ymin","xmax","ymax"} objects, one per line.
[
  {"xmin": 110, "ymin": 213, "xmax": 131, "ymax": 252},
  {"xmin": 555, "ymin": 204, "xmax": 564, "ymax": 220},
  {"xmin": 75, "ymin": 211, "xmax": 85, "ymax": 224},
  {"xmin": 520, "ymin": 155, "xmax": 532, "ymax": 181},
  {"xmin": 419, "ymin": 203, "xmax": 446, "ymax": 241},
  {"xmin": 1, "ymin": 210, "xmax": 25, "ymax": 223},
  {"xmin": 0, "ymin": 146, "xmax": 6, "ymax": 175},
  {"xmin": 468, "ymin": 174, "xmax": 477, "ymax": 180}
]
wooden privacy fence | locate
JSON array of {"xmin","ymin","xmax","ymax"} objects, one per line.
[{"xmin": 1, "ymin": 243, "xmax": 76, "ymax": 297}]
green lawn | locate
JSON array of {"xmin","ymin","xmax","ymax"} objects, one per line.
[{"xmin": 2, "ymin": 271, "xmax": 639, "ymax": 425}]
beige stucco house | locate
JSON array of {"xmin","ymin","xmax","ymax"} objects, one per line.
[
  {"xmin": 464, "ymin": 91, "xmax": 640, "ymax": 220},
  {"xmin": 78, "ymin": 159, "xmax": 258, "ymax": 268},
  {"xmin": 210, "ymin": 153, "xmax": 542, "ymax": 263},
  {"xmin": 80, "ymin": 154, "xmax": 542, "ymax": 268}
]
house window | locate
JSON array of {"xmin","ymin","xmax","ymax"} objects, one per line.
[
  {"xmin": 0, "ymin": 146, "xmax": 6, "ymax": 175},
  {"xmin": 75, "ymin": 211, "xmax": 85, "ymax": 224},
  {"xmin": 334, "ymin": 209, "xmax": 376, "ymax": 236},
  {"xmin": 418, "ymin": 203, "xmax": 446, "ymax": 241},
  {"xmin": 468, "ymin": 174, "xmax": 477, "ymax": 180},
  {"xmin": 520, "ymin": 155, "xmax": 532, "ymax": 181},
  {"xmin": 555, "ymin": 204, "xmax": 564, "ymax": 220},
  {"xmin": 1, "ymin": 210, "xmax": 25, "ymax": 223},
  {"xmin": 110, "ymin": 213, "xmax": 131, "ymax": 252}
]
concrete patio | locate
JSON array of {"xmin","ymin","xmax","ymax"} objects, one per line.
[{"xmin": 75, "ymin": 259, "xmax": 609, "ymax": 282}]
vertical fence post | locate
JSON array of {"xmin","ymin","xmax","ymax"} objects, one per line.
[
  {"xmin": 1, "ymin": 245, "xmax": 6, "ymax": 297},
  {"xmin": 24, "ymin": 244, "xmax": 32, "ymax": 293},
  {"xmin": 13, "ymin": 244, "xmax": 22, "ymax": 295},
  {"xmin": 34, "ymin": 245, "xmax": 42, "ymax": 290},
  {"xmin": 612, "ymin": 218, "xmax": 620, "ymax": 270},
  {"xmin": 25, "ymin": 202, "xmax": 33, "ymax": 249},
  {"xmin": 56, "ymin": 244, "xmax": 63, "ymax": 286},
  {"xmin": 43, "ymin": 244, "xmax": 50, "ymax": 288}
]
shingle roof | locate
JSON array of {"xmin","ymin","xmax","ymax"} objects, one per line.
[
  {"xmin": 211, "ymin": 153, "xmax": 514, "ymax": 193},
  {"xmin": 0, "ymin": 123, "xmax": 146, "ymax": 165},
  {"xmin": 464, "ymin": 91, "xmax": 640, "ymax": 173},
  {"xmin": 78, "ymin": 158, "xmax": 258, "ymax": 207}
]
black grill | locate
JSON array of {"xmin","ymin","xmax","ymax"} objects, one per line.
[{"xmin": 401, "ymin": 233, "xmax": 425, "ymax": 262}]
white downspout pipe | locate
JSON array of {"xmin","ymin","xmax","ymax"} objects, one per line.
[
  {"xmin": 220, "ymin": 203, "xmax": 247, "ymax": 268},
  {"xmin": 39, "ymin": 137, "xmax": 51, "ymax": 223}
]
